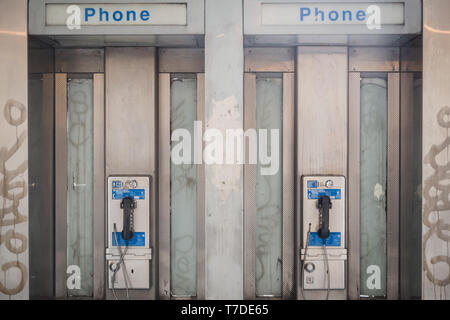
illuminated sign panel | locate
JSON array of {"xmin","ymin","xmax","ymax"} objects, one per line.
[
  {"xmin": 261, "ymin": 3, "xmax": 404, "ymax": 26},
  {"xmin": 45, "ymin": 3, "xmax": 187, "ymax": 26}
]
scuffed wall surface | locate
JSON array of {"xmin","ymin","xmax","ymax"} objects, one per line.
[
  {"xmin": 205, "ymin": 0, "xmax": 244, "ymax": 299},
  {"xmin": 0, "ymin": 0, "xmax": 29, "ymax": 300},
  {"xmin": 422, "ymin": 0, "xmax": 450, "ymax": 300}
]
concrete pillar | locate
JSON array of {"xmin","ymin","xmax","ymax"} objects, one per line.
[
  {"xmin": 204, "ymin": 0, "xmax": 244, "ymax": 299},
  {"xmin": 422, "ymin": 0, "xmax": 450, "ymax": 300},
  {"xmin": 0, "ymin": 0, "xmax": 29, "ymax": 300}
]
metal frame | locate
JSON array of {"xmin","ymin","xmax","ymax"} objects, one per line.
[
  {"xmin": 54, "ymin": 72, "xmax": 105, "ymax": 299},
  {"xmin": 29, "ymin": 0, "xmax": 205, "ymax": 35},
  {"xmin": 55, "ymin": 73, "xmax": 68, "ymax": 298},
  {"xmin": 399, "ymin": 70, "xmax": 422, "ymax": 300},
  {"xmin": 158, "ymin": 52, "xmax": 205, "ymax": 299},
  {"xmin": 93, "ymin": 73, "xmax": 105, "ymax": 299},
  {"xmin": 243, "ymin": 49, "xmax": 295, "ymax": 299},
  {"xmin": 244, "ymin": 0, "xmax": 422, "ymax": 35},
  {"xmin": 348, "ymin": 48, "xmax": 400, "ymax": 299}
]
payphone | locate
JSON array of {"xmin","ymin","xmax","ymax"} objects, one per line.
[
  {"xmin": 106, "ymin": 176, "xmax": 152, "ymax": 292},
  {"xmin": 301, "ymin": 176, "xmax": 347, "ymax": 293}
]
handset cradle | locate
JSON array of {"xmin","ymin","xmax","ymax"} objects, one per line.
[
  {"xmin": 120, "ymin": 196, "xmax": 137, "ymax": 241},
  {"xmin": 317, "ymin": 195, "xmax": 332, "ymax": 240}
]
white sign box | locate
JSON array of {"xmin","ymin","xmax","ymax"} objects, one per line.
[
  {"xmin": 46, "ymin": 3, "xmax": 187, "ymax": 26},
  {"xmin": 261, "ymin": 2, "xmax": 404, "ymax": 26}
]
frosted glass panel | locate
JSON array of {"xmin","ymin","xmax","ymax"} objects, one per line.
[
  {"xmin": 170, "ymin": 74, "xmax": 197, "ymax": 297},
  {"xmin": 67, "ymin": 78, "xmax": 94, "ymax": 297},
  {"xmin": 255, "ymin": 75, "xmax": 283, "ymax": 297},
  {"xmin": 360, "ymin": 76, "xmax": 387, "ymax": 297}
]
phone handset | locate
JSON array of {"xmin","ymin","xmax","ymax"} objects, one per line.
[
  {"xmin": 317, "ymin": 195, "xmax": 332, "ymax": 239},
  {"xmin": 120, "ymin": 196, "xmax": 137, "ymax": 241}
]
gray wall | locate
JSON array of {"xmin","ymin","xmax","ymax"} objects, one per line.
[
  {"xmin": 422, "ymin": 0, "xmax": 450, "ymax": 300},
  {"xmin": 204, "ymin": 0, "xmax": 244, "ymax": 299}
]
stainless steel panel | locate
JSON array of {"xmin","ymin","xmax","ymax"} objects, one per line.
[
  {"xmin": 349, "ymin": 47, "xmax": 400, "ymax": 72},
  {"xmin": 158, "ymin": 73, "xmax": 171, "ymax": 300},
  {"xmin": 348, "ymin": 72, "xmax": 361, "ymax": 300},
  {"xmin": 243, "ymin": 73, "xmax": 257, "ymax": 300},
  {"xmin": 159, "ymin": 49, "xmax": 205, "ymax": 73},
  {"xmin": 105, "ymin": 47, "xmax": 156, "ymax": 299},
  {"xmin": 282, "ymin": 73, "xmax": 295, "ymax": 299},
  {"xmin": 196, "ymin": 73, "xmax": 206, "ymax": 300},
  {"xmin": 29, "ymin": 48, "xmax": 54, "ymax": 74},
  {"xmin": 296, "ymin": 46, "xmax": 348, "ymax": 300},
  {"xmin": 28, "ymin": 73, "xmax": 54, "ymax": 299},
  {"xmin": 55, "ymin": 49, "xmax": 104, "ymax": 73},
  {"xmin": 245, "ymin": 48, "xmax": 295, "ymax": 73},
  {"xmin": 401, "ymin": 45, "xmax": 422, "ymax": 72},
  {"xmin": 400, "ymin": 73, "xmax": 422, "ymax": 300}
]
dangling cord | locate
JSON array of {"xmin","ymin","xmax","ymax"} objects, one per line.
[
  {"xmin": 323, "ymin": 239, "xmax": 330, "ymax": 300},
  {"xmin": 300, "ymin": 223, "xmax": 312, "ymax": 300},
  {"xmin": 113, "ymin": 223, "xmax": 130, "ymax": 300}
]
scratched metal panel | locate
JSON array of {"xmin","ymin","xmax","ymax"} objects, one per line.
[
  {"xmin": 66, "ymin": 78, "xmax": 94, "ymax": 297},
  {"xmin": 255, "ymin": 75, "xmax": 283, "ymax": 297},
  {"xmin": 0, "ymin": 0, "xmax": 29, "ymax": 300},
  {"xmin": 360, "ymin": 75, "xmax": 387, "ymax": 298},
  {"xmin": 105, "ymin": 47, "xmax": 156, "ymax": 299},
  {"xmin": 422, "ymin": 0, "xmax": 450, "ymax": 300},
  {"xmin": 400, "ymin": 73, "xmax": 422, "ymax": 299},
  {"xmin": 28, "ymin": 74, "xmax": 54, "ymax": 299},
  {"xmin": 170, "ymin": 74, "xmax": 198, "ymax": 297},
  {"xmin": 296, "ymin": 46, "xmax": 348, "ymax": 300}
]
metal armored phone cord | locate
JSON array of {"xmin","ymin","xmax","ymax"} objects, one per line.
[
  {"xmin": 112, "ymin": 223, "xmax": 131, "ymax": 300},
  {"xmin": 323, "ymin": 240, "xmax": 330, "ymax": 300},
  {"xmin": 300, "ymin": 223, "xmax": 312, "ymax": 300}
]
